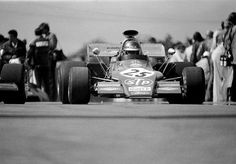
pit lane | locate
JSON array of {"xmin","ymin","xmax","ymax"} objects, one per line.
[{"xmin": 0, "ymin": 101, "xmax": 236, "ymax": 164}]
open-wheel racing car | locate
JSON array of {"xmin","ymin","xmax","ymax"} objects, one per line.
[
  {"xmin": 57, "ymin": 30, "xmax": 205, "ymax": 104},
  {"xmin": 0, "ymin": 52, "xmax": 26, "ymax": 104}
]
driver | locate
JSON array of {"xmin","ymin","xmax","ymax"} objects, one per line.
[
  {"xmin": 117, "ymin": 40, "xmax": 142, "ymax": 61},
  {"xmin": 123, "ymin": 40, "xmax": 142, "ymax": 56}
]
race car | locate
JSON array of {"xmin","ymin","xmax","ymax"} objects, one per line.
[
  {"xmin": 57, "ymin": 30, "xmax": 205, "ymax": 104},
  {"xmin": 0, "ymin": 58, "xmax": 26, "ymax": 104}
]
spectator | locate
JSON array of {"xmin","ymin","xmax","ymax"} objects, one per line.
[
  {"xmin": 190, "ymin": 31, "xmax": 204, "ymax": 64},
  {"xmin": 0, "ymin": 34, "xmax": 8, "ymax": 47},
  {"xmin": 167, "ymin": 48, "xmax": 175, "ymax": 60},
  {"xmin": 211, "ymin": 22, "xmax": 233, "ymax": 103},
  {"xmin": 0, "ymin": 30, "xmax": 26, "ymax": 71},
  {"xmin": 223, "ymin": 12, "xmax": 236, "ymax": 102},
  {"xmin": 0, "ymin": 34, "xmax": 8, "ymax": 67},
  {"xmin": 27, "ymin": 27, "xmax": 54, "ymax": 101},
  {"xmin": 196, "ymin": 51, "xmax": 210, "ymax": 87},
  {"xmin": 1, "ymin": 29, "xmax": 26, "ymax": 63},
  {"xmin": 196, "ymin": 30, "xmax": 214, "ymax": 59},
  {"xmin": 195, "ymin": 30, "xmax": 213, "ymax": 90},
  {"xmin": 184, "ymin": 38, "xmax": 193, "ymax": 62},
  {"xmin": 205, "ymin": 23, "xmax": 226, "ymax": 101},
  {"xmin": 210, "ymin": 22, "xmax": 225, "ymax": 52},
  {"xmin": 169, "ymin": 42, "xmax": 186, "ymax": 63}
]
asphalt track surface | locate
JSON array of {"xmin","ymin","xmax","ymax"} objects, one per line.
[{"xmin": 0, "ymin": 100, "xmax": 236, "ymax": 164}]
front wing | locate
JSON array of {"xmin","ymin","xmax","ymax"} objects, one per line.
[{"xmin": 96, "ymin": 81, "xmax": 181, "ymax": 98}]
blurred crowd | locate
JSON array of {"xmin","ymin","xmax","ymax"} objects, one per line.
[{"xmin": 168, "ymin": 12, "xmax": 236, "ymax": 103}]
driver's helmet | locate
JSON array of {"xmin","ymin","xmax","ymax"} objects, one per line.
[{"xmin": 123, "ymin": 40, "xmax": 141, "ymax": 56}]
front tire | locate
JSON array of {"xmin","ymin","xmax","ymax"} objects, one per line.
[
  {"xmin": 1, "ymin": 64, "xmax": 26, "ymax": 104},
  {"xmin": 182, "ymin": 67, "xmax": 205, "ymax": 104},
  {"xmin": 68, "ymin": 67, "xmax": 90, "ymax": 104},
  {"xmin": 57, "ymin": 61, "xmax": 86, "ymax": 104}
]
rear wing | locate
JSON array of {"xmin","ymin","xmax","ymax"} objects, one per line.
[
  {"xmin": 87, "ymin": 43, "xmax": 166, "ymax": 57},
  {"xmin": 141, "ymin": 44, "xmax": 166, "ymax": 57},
  {"xmin": 87, "ymin": 44, "xmax": 120, "ymax": 57}
]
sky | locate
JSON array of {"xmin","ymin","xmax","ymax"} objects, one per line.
[{"xmin": 0, "ymin": 0, "xmax": 235, "ymax": 56}]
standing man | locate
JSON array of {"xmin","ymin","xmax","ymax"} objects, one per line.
[
  {"xmin": 39, "ymin": 23, "xmax": 57, "ymax": 51},
  {"xmin": 196, "ymin": 30, "xmax": 214, "ymax": 60},
  {"xmin": 190, "ymin": 32, "xmax": 204, "ymax": 64},
  {"xmin": 39, "ymin": 23, "xmax": 58, "ymax": 101},
  {"xmin": 27, "ymin": 27, "xmax": 53, "ymax": 101}
]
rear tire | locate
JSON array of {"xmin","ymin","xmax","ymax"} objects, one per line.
[
  {"xmin": 182, "ymin": 67, "xmax": 205, "ymax": 104},
  {"xmin": 57, "ymin": 61, "xmax": 86, "ymax": 104},
  {"xmin": 1, "ymin": 64, "xmax": 26, "ymax": 104},
  {"xmin": 68, "ymin": 67, "xmax": 90, "ymax": 104}
]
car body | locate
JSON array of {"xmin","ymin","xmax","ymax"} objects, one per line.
[
  {"xmin": 88, "ymin": 43, "xmax": 181, "ymax": 99},
  {"xmin": 58, "ymin": 30, "xmax": 205, "ymax": 104}
]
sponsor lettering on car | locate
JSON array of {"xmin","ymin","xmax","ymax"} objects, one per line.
[
  {"xmin": 97, "ymin": 82, "xmax": 121, "ymax": 87},
  {"xmin": 99, "ymin": 88, "xmax": 121, "ymax": 91},
  {"xmin": 124, "ymin": 79, "xmax": 153, "ymax": 86},
  {"xmin": 128, "ymin": 86, "xmax": 151, "ymax": 92}
]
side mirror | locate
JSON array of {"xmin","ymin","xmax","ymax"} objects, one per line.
[
  {"xmin": 167, "ymin": 48, "xmax": 175, "ymax": 55},
  {"xmin": 92, "ymin": 48, "xmax": 100, "ymax": 55}
]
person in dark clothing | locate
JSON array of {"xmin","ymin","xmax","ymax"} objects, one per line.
[
  {"xmin": 27, "ymin": 27, "xmax": 54, "ymax": 101},
  {"xmin": 38, "ymin": 23, "xmax": 57, "ymax": 51},
  {"xmin": 38, "ymin": 23, "xmax": 58, "ymax": 101},
  {"xmin": 196, "ymin": 30, "xmax": 214, "ymax": 60},
  {"xmin": 0, "ymin": 30, "xmax": 26, "ymax": 70},
  {"xmin": 2, "ymin": 30, "xmax": 26, "ymax": 61},
  {"xmin": 0, "ymin": 34, "xmax": 8, "ymax": 47},
  {"xmin": 223, "ymin": 12, "xmax": 236, "ymax": 101},
  {"xmin": 190, "ymin": 31, "xmax": 204, "ymax": 64}
]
